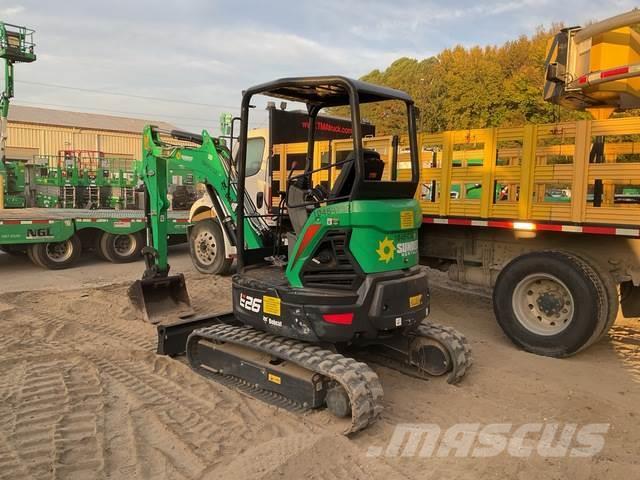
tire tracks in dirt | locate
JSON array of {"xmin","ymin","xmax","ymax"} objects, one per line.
[
  {"xmin": 91, "ymin": 352, "xmax": 305, "ymax": 475},
  {"xmin": 0, "ymin": 358, "xmax": 107, "ymax": 480},
  {"xmin": 0, "ymin": 287, "xmax": 443, "ymax": 479}
]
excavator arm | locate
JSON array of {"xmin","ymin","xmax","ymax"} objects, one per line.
[{"xmin": 129, "ymin": 125, "xmax": 272, "ymax": 323}]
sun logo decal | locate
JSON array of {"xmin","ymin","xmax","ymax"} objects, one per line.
[{"xmin": 376, "ymin": 236, "xmax": 396, "ymax": 263}]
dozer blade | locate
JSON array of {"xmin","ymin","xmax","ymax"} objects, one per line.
[{"xmin": 128, "ymin": 274, "xmax": 195, "ymax": 324}]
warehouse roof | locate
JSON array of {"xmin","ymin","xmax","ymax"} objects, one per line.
[{"xmin": 8, "ymin": 105, "xmax": 176, "ymax": 133}]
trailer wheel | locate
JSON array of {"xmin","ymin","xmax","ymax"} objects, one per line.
[
  {"xmin": 99, "ymin": 231, "xmax": 143, "ymax": 263},
  {"xmin": 189, "ymin": 219, "xmax": 232, "ymax": 275},
  {"xmin": 493, "ymin": 251, "xmax": 605, "ymax": 357},
  {"xmin": 30, "ymin": 235, "xmax": 82, "ymax": 270}
]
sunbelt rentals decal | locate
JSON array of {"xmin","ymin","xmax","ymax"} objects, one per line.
[{"xmin": 376, "ymin": 236, "xmax": 418, "ymax": 263}]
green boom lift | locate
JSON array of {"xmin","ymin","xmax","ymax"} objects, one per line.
[
  {"xmin": 130, "ymin": 76, "xmax": 472, "ymax": 434},
  {"xmin": 0, "ymin": 22, "xmax": 35, "ymax": 208}
]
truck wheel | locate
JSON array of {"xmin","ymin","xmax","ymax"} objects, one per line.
[
  {"xmin": 493, "ymin": 251, "xmax": 605, "ymax": 357},
  {"xmin": 189, "ymin": 219, "xmax": 232, "ymax": 275},
  {"xmin": 99, "ymin": 231, "xmax": 143, "ymax": 263},
  {"xmin": 30, "ymin": 235, "xmax": 82, "ymax": 270}
]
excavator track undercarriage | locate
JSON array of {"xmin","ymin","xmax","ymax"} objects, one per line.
[
  {"xmin": 159, "ymin": 318, "xmax": 472, "ymax": 435},
  {"xmin": 187, "ymin": 323, "xmax": 384, "ymax": 434}
]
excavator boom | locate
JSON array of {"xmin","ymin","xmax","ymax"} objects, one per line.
[{"xmin": 129, "ymin": 125, "xmax": 272, "ymax": 323}]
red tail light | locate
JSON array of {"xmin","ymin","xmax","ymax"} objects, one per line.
[{"xmin": 322, "ymin": 313, "xmax": 354, "ymax": 325}]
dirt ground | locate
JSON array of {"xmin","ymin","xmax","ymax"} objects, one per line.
[
  {"xmin": 0, "ymin": 244, "xmax": 195, "ymax": 294},
  {"xmin": 0, "ymin": 252, "xmax": 639, "ymax": 479}
]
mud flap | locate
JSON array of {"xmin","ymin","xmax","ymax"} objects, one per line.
[
  {"xmin": 621, "ymin": 281, "xmax": 640, "ymax": 317},
  {"xmin": 128, "ymin": 274, "xmax": 194, "ymax": 324}
]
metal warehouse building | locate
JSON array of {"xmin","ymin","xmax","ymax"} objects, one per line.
[{"xmin": 5, "ymin": 105, "xmax": 176, "ymax": 161}]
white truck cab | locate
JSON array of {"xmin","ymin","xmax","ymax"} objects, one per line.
[{"xmin": 187, "ymin": 128, "xmax": 271, "ymax": 274}]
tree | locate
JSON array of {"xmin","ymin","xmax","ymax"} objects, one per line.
[{"xmin": 358, "ymin": 26, "xmax": 584, "ymax": 134}]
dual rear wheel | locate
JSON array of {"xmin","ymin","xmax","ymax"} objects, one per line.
[
  {"xmin": 96, "ymin": 231, "xmax": 144, "ymax": 264},
  {"xmin": 27, "ymin": 235, "xmax": 82, "ymax": 270},
  {"xmin": 494, "ymin": 250, "xmax": 617, "ymax": 357},
  {"xmin": 25, "ymin": 231, "xmax": 144, "ymax": 269}
]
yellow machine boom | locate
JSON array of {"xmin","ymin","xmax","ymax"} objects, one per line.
[{"xmin": 544, "ymin": 9, "xmax": 640, "ymax": 118}]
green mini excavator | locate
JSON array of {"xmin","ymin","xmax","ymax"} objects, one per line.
[{"xmin": 130, "ymin": 76, "xmax": 472, "ymax": 434}]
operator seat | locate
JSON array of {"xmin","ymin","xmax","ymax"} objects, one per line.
[
  {"xmin": 287, "ymin": 181, "xmax": 309, "ymax": 235},
  {"xmin": 286, "ymin": 149, "xmax": 384, "ymax": 258},
  {"xmin": 329, "ymin": 149, "xmax": 384, "ymax": 200}
]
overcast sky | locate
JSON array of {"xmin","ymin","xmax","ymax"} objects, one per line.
[{"xmin": 1, "ymin": 0, "xmax": 636, "ymax": 134}]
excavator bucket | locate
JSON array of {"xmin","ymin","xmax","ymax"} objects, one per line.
[{"xmin": 128, "ymin": 274, "xmax": 194, "ymax": 324}]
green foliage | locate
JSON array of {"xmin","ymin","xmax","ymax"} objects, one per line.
[{"xmin": 358, "ymin": 26, "xmax": 586, "ymax": 134}]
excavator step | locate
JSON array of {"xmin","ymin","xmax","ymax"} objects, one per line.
[{"xmin": 195, "ymin": 339, "xmax": 328, "ymax": 408}]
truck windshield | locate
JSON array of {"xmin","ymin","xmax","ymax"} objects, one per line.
[{"xmin": 233, "ymin": 137, "xmax": 265, "ymax": 177}]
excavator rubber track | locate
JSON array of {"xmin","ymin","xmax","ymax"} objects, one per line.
[
  {"xmin": 416, "ymin": 322, "xmax": 473, "ymax": 384},
  {"xmin": 186, "ymin": 323, "xmax": 384, "ymax": 435},
  {"xmin": 347, "ymin": 321, "xmax": 472, "ymax": 384}
]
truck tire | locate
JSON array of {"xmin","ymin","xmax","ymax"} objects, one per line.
[
  {"xmin": 27, "ymin": 244, "xmax": 45, "ymax": 268},
  {"xmin": 94, "ymin": 234, "xmax": 108, "ymax": 261},
  {"xmin": 99, "ymin": 231, "xmax": 143, "ymax": 263},
  {"xmin": 189, "ymin": 219, "xmax": 232, "ymax": 275},
  {"xmin": 572, "ymin": 253, "xmax": 619, "ymax": 345},
  {"xmin": 29, "ymin": 235, "xmax": 82, "ymax": 270},
  {"xmin": 493, "ymin": 250, "xmax": 605, "ymax": 357}
]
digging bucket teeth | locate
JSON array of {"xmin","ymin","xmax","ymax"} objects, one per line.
[{"xmin": 128, "ymin": 273, "xmax": 194, "ymax": 324}]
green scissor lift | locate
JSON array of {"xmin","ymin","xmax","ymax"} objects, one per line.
[{"xmin": 0, "ymin": 23, "xmax": 196, "ymax": 270}]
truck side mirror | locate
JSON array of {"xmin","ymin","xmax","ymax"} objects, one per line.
[{"xmin": 256, "ymin": 191, "xmax": 264, "ymax": 209}]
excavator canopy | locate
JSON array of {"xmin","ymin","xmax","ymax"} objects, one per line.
[{"xmin": 243, "ymin": 76, "xmax": 413, "ymax": 107}]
